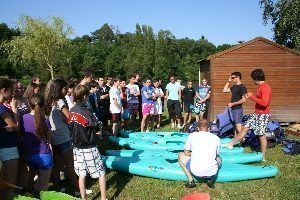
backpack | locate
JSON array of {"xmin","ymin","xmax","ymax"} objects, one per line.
[
  {"xmin": 282, "ymin": 140, "xmax": 300, "ymax": 155},
  {"xmin": 181, "ymin": 122, "xmax": 198, "ymax": 133}
]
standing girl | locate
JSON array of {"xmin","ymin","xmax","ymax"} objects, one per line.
[
  {"xmin": 45, "ymin": 78, "xmax": 79, "ymax": 194},
  {"xmin": 0, "ymin": 79, "xmax": 19, "ymax": 200},
  {"xmin": 23, "ymin": 94, "xmax": 52, "ymax": 193}
]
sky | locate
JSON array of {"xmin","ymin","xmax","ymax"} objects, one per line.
[{"xmin": 0, "ymin": 0, "xmax": 273, "ymax": 46}]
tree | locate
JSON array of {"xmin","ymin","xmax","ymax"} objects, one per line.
[
  {"xmin": 0, "ymin": 23, "xmax": 21, "ymax": 77},
  {"xmin": 260, "ymin": 0, "xmax": 300, "ymax": 50},
  {"xmin": 1, "ymin": 16, "xmax": 73, "ymax": 79}
]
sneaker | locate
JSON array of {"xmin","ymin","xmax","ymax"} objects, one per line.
[
  {"xmin": 184, "ymin": 180, "xmax": 196, "ymax": 188},
  {"xmin": 171, "ymin": 123, "xmax": 175, "ymax": 128},
  {"xmin": 207, "ymin": 179, "xmax": 215, "ymax": 188},
  {"xmin": 177, "ymin": 125, "xmax": 184, "ymax": 129},
  {"xmin": 75, "ymin": 189, "xmax": 93, "ymax": 197}
]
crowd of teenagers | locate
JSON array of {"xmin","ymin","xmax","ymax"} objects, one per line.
[{"xmin": 0, "ymin": 68, "xmax": 272, "ymax": 198}]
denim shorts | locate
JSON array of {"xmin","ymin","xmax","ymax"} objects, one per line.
[
  {"xmin": 122, "ymin": 108, "xmax": 130, "ymax": 119},
  {"xmin": 231, "ymin": 108, "xmax": 243, "ymax": 124},
  {"xmin": 52, "ymin": 140, "xmax": 72, "ymax": 153},
  {"xmin": 0, "ymin": 147, "xmax": 19, "ymax": 161},
  {"xmin": 27, "ymin": 153, "xmax": 53, "ymax": 170}
]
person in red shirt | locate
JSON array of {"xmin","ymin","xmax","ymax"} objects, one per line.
[{"xmin": 222, "ymin": 69, "xmax": 272, "ymax": 161}]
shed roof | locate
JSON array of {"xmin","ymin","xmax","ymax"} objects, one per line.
[{"xmin": 197, "ymin": 37, "xmax": 300, "ymax": 64}]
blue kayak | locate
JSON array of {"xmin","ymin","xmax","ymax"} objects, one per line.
[
  {"xmin": 103, "ymin": 156, "xmax": 278, "ymax": 182},
  {"xmin": 108, "ymin": 136, "xmax": 244, "ymax": 154},
  {"xmin": 105, "ymin": 149, "xmax": 263, "ymax": 164},
  {"xmin": 120, "ymin": 131, "xmax": 236, "ymax": 144}
]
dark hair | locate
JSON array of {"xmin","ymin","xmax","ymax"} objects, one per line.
[
  {"xmin": 231, "ymin": 72, "xmax": 242, "ymax": 79},
  {"xmin": 29, "ymin": 94, "xmax": 51, "ymax": 142},
  {"xmin": 74, "ymin": 84, "xmax": 89, "ymax": 103},
  {"xmin": 251, "ymin": 69, "xmax": 265, "ymax": 81},
  {"xmin": 129, "ymin": 74, "xmax": 136, "ymax": 79},
  {"xmin": 67, "ymin": 81, "xmax": 76, "ymax": 89},
  {"xmin": 0, "ymin": 78, "xmax": 13, "ymax": 90},
  {"xmin": 45, "ymin": 78, "xmax": 68, "ymax": 115},
  {"xmin": 81, "ymin": 69, "xmax": 93, "ymax": 78},
  {"xmin": 202, "ymin": 77, "xmax": 208, "ymax": 81},
  {"xmin": 197, "ymin": 119, "xmax": 209, "ymax": 129},
  {"xmin": 23, "ymin": 83, "xmax": 40, "ymax": 99},
  {"xmin": 31, "ymin": 76, "xmax": 40, "ymax": 83},
  {"xmin": 86, "ymin": 80, "xmax": 99, "ymax": 90},
  {"xmin": 112, "ymin": 78, "xmax": 120, "ymax": 84},
  {"xmin": 169, "ymin": 75, "xmax": 175, "ymax": 79},
  {"xmin": 153, "ymin": 79, "xmax": 159, "ymax": 83}
]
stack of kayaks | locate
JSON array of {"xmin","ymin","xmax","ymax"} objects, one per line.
[
  {"xmin": 104, "ymin": 131, "xmax": 279, "ymax": 182},
  {"xmin": 107, "ymin": 135, "xmax": 244, "ymax": 153}
]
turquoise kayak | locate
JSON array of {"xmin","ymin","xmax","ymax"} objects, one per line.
[
  {"xmin": 105, "ymin": 150, "xmax": 263, "ymax": 164},
  {"xmin": 108, "ymin": 136, "xmax": 244, "ymax": 154},
  {"xmin": 103, "ymin": 156, "xmax": 278, "ymax": 182},
  {"xmin": 120, "ymin": 131, "xmax": 235, "ymax": 144}
]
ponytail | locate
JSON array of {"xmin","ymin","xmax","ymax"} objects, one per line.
[{"xmin": 29, "ymin": 94, "xmax": 51, "ymax": 142}]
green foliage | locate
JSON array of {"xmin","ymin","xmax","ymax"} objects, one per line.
[
  {"xmin": 0, "ymin": 19, "xmax": 234, "ymax": 81},
  {"xmin": 1, "ymin": 16, "xmax": 73, "ymax": 79},
  {"xmin": 260, "ymin": 0, "xmax": 300, "ymax": 50}
]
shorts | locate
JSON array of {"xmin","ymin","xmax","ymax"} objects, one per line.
[
  {"xmin": 167, "ymin": 100, "xmax": 182, "ymax": 118},
  {"xmin": 73, "ymin": 147, "xmax": 106, "ymax": 178},
  {"xmin": 0, "ymin": 147, "xmax": 19, "ymax": 161},
  {"xmin": 154, "ymin": 101, "xmax": 162, "ymax": 115},
  {"xmin": 231, "ymin": 108, "xmax": 243, "ymax": 124},
  {"xmin": 122, "ymin": 108, "xmax": 130, "ymax": 119},
  {"xmin": 52, "ymin": 140, "xmax": 73, "ymax": 153},
  {"xmin": 27, "ymin": 153, "xmax": 53, "ymax": 170},
  {"xmin": 142, "ymin": 103, "xmax": 154, "ymax": 116},
  {"xmin": 184, "ymin": 102, "xmax": 194, "ymax": 113},
  {"xmin": 193, "ymin": 102, "xmax": 206, "ymax": 114},
  {"xmin": 244, "ymin": 113, "xmax": 271, "ymax": 136},
  {"xmin": 128, "ymin": 103, "xmax": 139, "ymax": 114},
  {"xmin": 186, "ymin": 157, "xmax": 221, "ymax": 178},
  {"xmin": 111, "ymin": 113, "xmax": 121, "ymax": 123}
]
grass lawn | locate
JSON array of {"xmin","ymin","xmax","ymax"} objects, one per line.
[{"xmin": 86, "ymin": 116, "xmax": 300, "ymax": 200}]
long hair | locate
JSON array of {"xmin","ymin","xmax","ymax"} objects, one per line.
[
  {"xmin": 23, "ymin": 83, "xmax": 40, "ymax": 99},
  {"xmin": 45, "ymin": 78, "xmax": 68, "ymax": 115},
  {"xmin": 29, "ymin": 94, "xmax": 51, "ymax": 142}
]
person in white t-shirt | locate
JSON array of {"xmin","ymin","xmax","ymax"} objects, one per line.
[
  {"xmin": 109, "ymin": 78, "xmax": 122, "ymax": 135},
  {"xmin": 178, "ymin": 119, "xmax": 221, "ymax": 188}
]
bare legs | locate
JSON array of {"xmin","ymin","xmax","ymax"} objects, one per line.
[
  {"xmin": 79, "ymin": 175, "xmax": 106, "ymax": 200},
  {"xmin": 178, "ymin": 152, "xmax": 193, "ymax": 182}
]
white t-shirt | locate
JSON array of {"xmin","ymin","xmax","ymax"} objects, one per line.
[
  {"xmin": 109, "ymin": 87, "xmax": 122, "ymax": 113},
  {"xmin": 126, "ymin": 83, "xmax": 140, "ymax": 104},
  {"xmin": 184, "ymin": 131, "xmax": 220, "ymax": 177},
  {"xmin": 65, "ymin": 94, "xmax": 74, "ymax": 110}
]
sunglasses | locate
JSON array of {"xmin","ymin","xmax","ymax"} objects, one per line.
[{"xmin": 231, "ymin": 76, "xmax": 237, "ymax": 79}]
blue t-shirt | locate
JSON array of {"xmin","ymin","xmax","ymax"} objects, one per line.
[
  {"xmin": 0, "ymin": 104, "xmax": 17, "ymax": 148},
  {"xmin": 197, "ymin": 85, "xmax": 211, "ymax": 99},
  {"xmin": 166, "ymin": 82, "xmax": 181, "ymax": 100},
  {"xmin": 141, "ymin": 86, "xmax": 155, "ymax": 104}
]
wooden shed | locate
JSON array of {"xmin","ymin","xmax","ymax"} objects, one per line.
[{"xmin": 198, "ymin": 37, "xmax": 300, "ymax": 123}]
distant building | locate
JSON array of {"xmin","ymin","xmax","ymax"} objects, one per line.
[{"xmin": 198, "ymin": 37, "xmax": 300, "ymax": 122}]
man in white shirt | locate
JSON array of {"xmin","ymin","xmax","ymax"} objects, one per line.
[
  {"xmin": 178, "ymin": 119, "xmax": 221, "ymax": 188},
  {"xmin": 109, "ymin": 78, "xmax": 122, "ymax": 135}
]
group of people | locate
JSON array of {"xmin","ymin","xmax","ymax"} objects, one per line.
[
  {"xmin": 0, "ymin": 74, "xmax": 107, "ymax": 200},
  {"xmin": 0, "ymin": 67, "xmax": 272, "ymax": 198},
  {"xmin": 178, "ymin": 68, "xmax": 272, "ymax": 188}
]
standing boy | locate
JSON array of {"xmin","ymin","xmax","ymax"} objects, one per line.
[
  {"xmin": 182, "ymin": 81, "xmax": 196, "ymax": 126},
  {"xmin": 223, "ymin": 72, "xmax": 247, "ymax": 134},
  {"xmin": 194, "ymin": 78, "xmax": 211, "ymax": 122},
  {"xmin": 109, "ymin": 78, "xmax": 122, "ymax": 135},
  {"xmin": 68, "ymin": 84, "xmax": 106, "ymax": 200}
]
